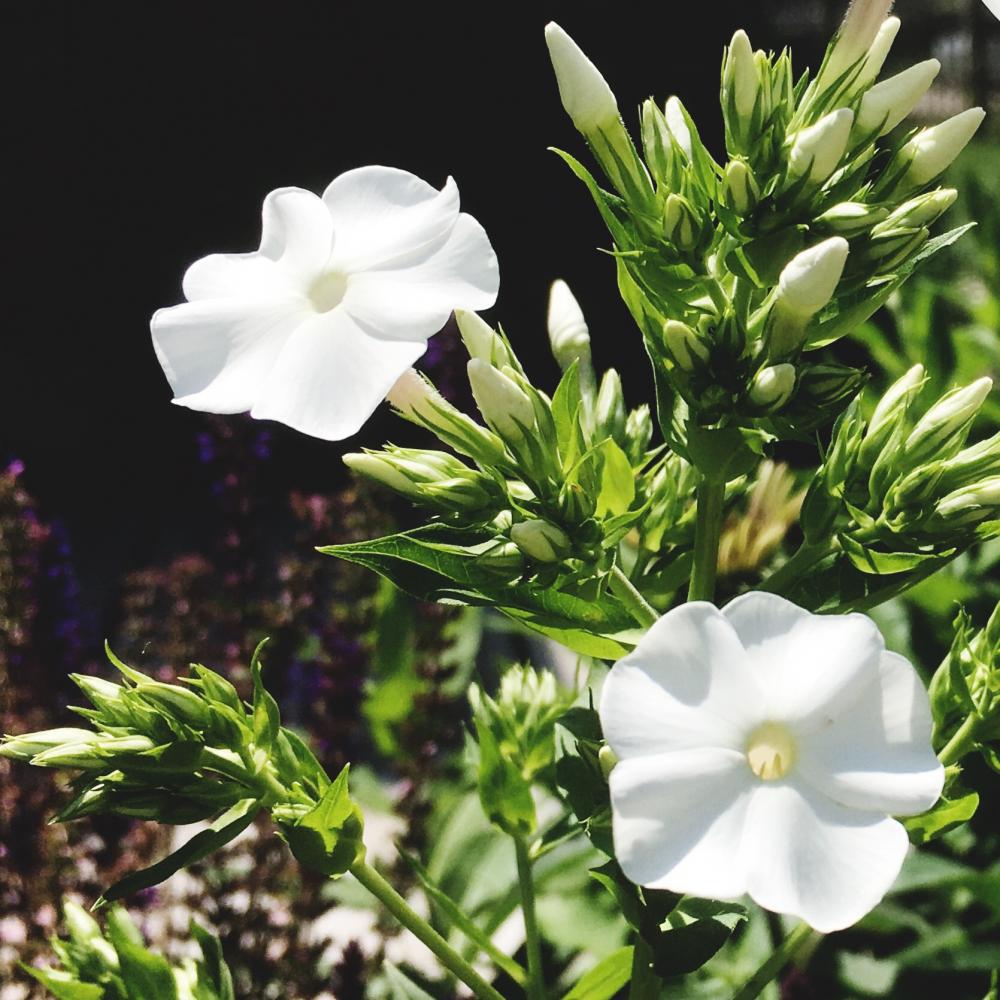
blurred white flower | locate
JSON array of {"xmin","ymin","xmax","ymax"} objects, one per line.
[
  {"xmin": 152, "ymin": 166, "xmax": 499, "ymax": 441},
  {"xmin": 600, "ymin": 592, "xmax": 943, "ymax": 933},
  {"xmin": 983, "ymin": 0, "xmax": 1000, "ymax": 20}
]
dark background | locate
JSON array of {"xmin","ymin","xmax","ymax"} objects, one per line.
[{"xmin": 2, "ymin": 1, "xmax": 996, "ymax": 616}]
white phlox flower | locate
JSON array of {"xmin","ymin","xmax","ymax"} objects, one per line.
[
  {"xmin": 151, "ymin": 166, "xmax": 499, "ymax": 441},
  {"xmin": 599, "ymin": 591, "xmax": 944, "ymax": 933},
  {"xmin": 983, "ymin": 0, "xmax": 999, "ymax": 21}
]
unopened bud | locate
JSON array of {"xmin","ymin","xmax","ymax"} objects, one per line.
[
  {"xmin": 824, "ymin": 3, "xmax": 895, "ymax": 85},
  {"xmin": 901, "ymin": 108, "xmax": 986, "ymax": 187},
  {"xmin": 626, "ymin": 405, "xmax": 654, "ymax": 459},
  {"xmin": 663, "ymin": 319, "xmax": 710, "ymax": 373},
  {"xmin": 663, "ymin": 193, "xmax": 700, "ymax": 250},
  {"xmin": 455, "ymin": 310, "xmax": 512, "ymax": 369},
  {"xmin": 664, "ymin": 96, "xmax": 693, "ymax": 159},
  {"xmin": 467, "ymin": 358, "xmax": 536, "ymax": 443},
  {"xmin": 723, "ymin": 30, "xmax": 760, "ymax": 121},
  {"xmin": 935, "ymin": 476, "xmax": 1000, "ymax": 523},
  {"xmin": 595, "ymin": 369, "xmax": 627, "ymax": 439},
  {"xmin": 855, "ymin": 16, "xmax": 901, "ymax": 89},
  {"xmin": 815, "ymin": 201, "xmax": 888, "ymax": 236},
  {"xmin": 63, "ymin": 900, "xmax": 102, "ymax": 945},
  {"xmin": 136, "ymin": 680, "xmax": 212, "ymax": 728},
  {"xmin": 721, "ymin": 158, "xmax": 759, "ymax": 215},
  {"xmin": 777, "ymin": 238, "xmax": 850, "ymax": 318},
  {"xmin": 0, "ymin": 728, "xmax": 100, "ymax": 763},
  {"xmin": 510, "ymin": 519, "xmax": 572, "ymax": 562},
  {"xmin": 864, "ymin": 363, "xmax": 926, "ymax": 461},
  {"xmin": 750, "ymin": 364, "xmax": 796, "ymax": 410},
  {"xmin": 32, "ymin": 735, "xmax": 156, "ymax": 769},
  {"xmin": 544, "ymin": 22, "xmax": 619, "ymax": 134},
  {"xmin": 477, "ymin": 540, "xmax": 524, "ymax": 574},
  {"xmin": 547, "ymin": 279, "xmax": 592, "ymax": 371},
  {"xmin": 598, "ymin": 744, "xmax": 618, "ymax": 779},
  {"xmin": 874, "ymin": 189, "xmax": 957, "ymax": 234},
  {"xmin": 866, "ymin": 226, "xmax": 929, "ymax": 270},
  {"xmin": 856, "ymin": 60, "xmax": 940, "ymax": 137},
  {"xmin": 906, "ymin": 377, "xmax": 994, "ymax": 465},
  {"xmin": 788, "ymin": 108, "xmax": 854, "ymax": 185},
  {"xmin": 344, "ymin": 452, "xmax": 419, "ymax": 497}
]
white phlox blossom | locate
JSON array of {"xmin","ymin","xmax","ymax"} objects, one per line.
[
  {"xmin": 983, "ymin": 0, "xmax": 999, "ymax": 21},
  {"xmin": 600, "ymin": 592, "xmax": 944, "ymax": 932},
  {"xmin": 151, "ymin": 166, "xmax": 499, "ymax": 441}
]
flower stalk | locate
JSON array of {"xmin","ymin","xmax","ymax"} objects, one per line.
[
  {"xmin": 688, "ymin": 478, "xmax": 727, "ymax": 602},
  {"xmin": 610, "ymin": 564, "xmax": 660, "ymax": 628},
  {"xmin": 515, "ymin": 837, "xmax": 546, "ymax": 1000},
  {"xmin": 731, "ymin": 921, "xmax": 817, "ymax": 1000}
]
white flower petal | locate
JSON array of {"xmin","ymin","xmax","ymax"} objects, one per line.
[
  {"xmin": 722, "ymin": 592, "xmax": 884, "ymax": 724},
  {"xmin": 796, "ymin": 651, "xmax": 944, "ymax": 815},
  {"xmin": 343, "ymin": 213, "xmax": 500, "ymax": 343},
  {"xmin": 182, "ymin": 251, "xmax": 293, "ymax": 302},
  {"xmin": 610, "ymin": 748, "xmax": 753, "ymax": 898},
  {"xmin": 744, "ymin": 780, "xmax": 908, "ymax": 932},
  {"xmin": 250, "ymin": 309, "xmax": 425, "ymax": 440},
  {"xmin": 258, "ymin": 187, "xmax": 335, "ymax": 279},
  {"xmin": 601, "ymin": 602, "xmax": 766, "ymax": 757},
  {"xmin": 151, "ymin": 298, "xmax": 309, "ymax": 413},
  {"xmin": 323, "ymin": 166, "xmax": 461, "ymax": 273}
]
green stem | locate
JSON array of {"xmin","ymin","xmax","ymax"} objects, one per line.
[
  {"xmin": 759, "ymin": 541, "xmax": 830, "ymax": 596},
  {"xmin": 938, "ymin": 711, "xmax": 982, "ymax": 767},
  {"xmin": 688, "ymin": 477, "xmax": 727, "ymax": 603},
  {"xmin": 628, "ymin": 937, "xmax": 659, "ymax": 1000},
  {"xmin": 515, "ymin": 837, "xmax": 546, "ymax": 1000},
  {"xmin": 610, "ymin": 565, "xmax": 659, "ymax": 628},
  {"xmin": 351, "ymin": 859, "xmax": 506, "ymax": 1000},
  {"xmin": 731, "ymin": 921, "xmax": 816, "ymax": 1000}
]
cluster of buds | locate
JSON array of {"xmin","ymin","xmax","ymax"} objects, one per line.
[
  {"xmin": 24, "ymin": 900, "xmax": 235, "ymax": 1000},
  {"xmin": 930, "ymin": 601, "xmax": 1000, "ymax": 759},
  {"xmin": 0, "ymin": 645, "xmax": 365, "ymax": 897},
  {"xmin": 801, "ymin": 367, "xmax": 999, "ymax": 568},
  {"xmin": 469, "ymin": 663, "xmax": 574, "ymax": 837},
  {"xmin": 349, "ymin": 284, "xmax": 655, "ymax": 585},
  {"xmin": 545, "ymin": 6, "xmax": 983, "ymax": 442}
]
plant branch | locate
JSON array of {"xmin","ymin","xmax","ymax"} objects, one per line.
[
  {"xmin": 938, "ymin": 711, "xmax": 982, "ymax": 767},
  {"xmin": 515, "ymin": 836, "xmax": 546, "ymax": 1000},
  {"xmin": 351, "ymin": 859, "xmax": 506, "ymax": 1000},
  {"xmin": 688, "ymin": 477, "xmax": 726, "ymax": 603},
  {"xmin": 610, "ymin": 565, "xmax": 659, "ymax": 628},
  {"xmin": 628, "ymin": 937, "xmax": 659, "ymax": 1000},
  {"xmin": 731, "ymin": 921, "xmax": 816, "ymax": 1000}
]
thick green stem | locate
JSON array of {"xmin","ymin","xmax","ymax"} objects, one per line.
[
  {"xmin": 610, "ymin": 565, "xmax": 659, "ymax": 628},
  {"xmin": 731, "ymin": 921, "xmax": 816, "ymax": 1000},
  {"xmin": 938, "ymin": 711, "xmax": 982, "ymax": 767},
  {"xmin": 688, "ymin": 477, "xmax": 727, "ymax": 603},
  {"xmin": 351, "ymin": 859, "xmax": 506, "ymax": 1000},
  {"xmin": 628, "ymin": 937, "xmax": 659, "ymax": 1000},
  {"xmin": 515, "ymin": 837, "xmax": 546, "ymax": 1000},
  {"xmin": 759, "ymin": 541, "xmax": 830, "ymax": 596}
]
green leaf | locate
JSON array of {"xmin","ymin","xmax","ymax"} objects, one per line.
[
  {"xmin": 839, "ymin": 534, "xmax": 948, "ymax": 575},
  {"xmin": 475, "ymin": 719, "xmax": 536, "ymax": 837},
  {"xmin": 190, "ymin": 920, "xmax": 236, "ymax": 1000},
  {"xmin": 20, "ymin": 967, "xmax": 103, "ymax": 1000},
  {"xmin": 279, "ymin": 764, "xmax": 365, "ymax": 877},
  {"xmin": 595, "ymin": 439, "xmax": 636, "ymax": 518},
  {"xmin": 106, "ymin": 907, "xmax": 179, "ymax": 1000},
  {"xmin": 562, "ymin": 946, "xmax": 634, "ymax": 1000},
  {"xmin": 652, "ymin": 897, "xmax": 748, "ymax": 977},
  {"xmin": 96, "ymin": 797, "xmax": 260, "ymax": 906},
  {"xmin": 250, "ymin": 639, "xmax": 280, "ymax": 752},
  {"xmin": 383, "ymin": 962, "xmax": 437, "ymax": 1000},
  {"xmin": 904, "ymin": 788, "xmax": 980, "ymax": 845}
]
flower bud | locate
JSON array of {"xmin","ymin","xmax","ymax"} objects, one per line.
[
  {"xmin": 455, "ymin": 310, "xmax": 513, "ymax": 369},
  {"xmin": 777, "ymin": 238, "xmax": 850, "ymax": 318},
  {"xmin": 32, "ymin": 735, "xmax": 156, "ymax": 769},
  {"xmin": 0, "ymin": 728, "xmax": 100, "ymax": 763},
  {"xmin": 344, "ymin": 452, "xmax": 421, "ymax": 496},
  {"xmin": 855, "ymin": 16, "xmax": 901, "ymax": 89},
  {"xmin": 723, "ymin": 30, "xmax": 760, "ymax": 121},
  {"xmin": 750, "ymin": 364, "xmax": 796, "ymax": 411},
  {"xmin": 598, "ymin": 744, "xmax": 618, "ymax": 779},
  {"xmin": 510, "ymin": 519, "xmax": 572, "ymax": 562},
  {"xmin": 788, "ymin": 108, "xmax": 854, "ymax": 185},
  {"xmin": 934, "ymin": 476, "xmax": 1000, "ymax": 523},
  {"xmin": 467, "ymin": 358, "xmax": 536, "ymax": 443},
  {"xmin": 905, "ymin": 376, "xmax": 994, "ymax": 466},
  {"xmin": 136, "ymin": 680, "xmax": 212, "ymax": 728},
  {"xmin": 874, "ymin": 189, "xmax": 957, "ymax": 235},
  {"xmin": 824, "ymin": 3, "xmax": 895, "ymax": 85},
  {"xmin": 547, "ymin": 279, "xmax": 592, "ymax": 371},
  {"xmin": 595, "ymin": 369, "xmax": 627, "ymax": 440},
  {"xmin": 937, "ymin": 430, "xmax": 1000, "ymax": 494},
  {"xmin": 476, "ymin": 540, "xmax": 525, "ymax": 575},
  {"xmin": 866, "ymin": 226, "xmax": 929, "ymax": 271},
  {"xmin": 863, "ymin": 363, "xmax": 926, "ymax": 462},
  {"xmin": 626, "ymin": 405, "xmax": 654, "ymax": 460},
  {"xmin": 544, "ymin": 22, "xmax": 619, "ymax": 134},
  {"xmin": 855, "ymin": 60, "xmax": 940, "ymax": 137},
  {"xmin": 815, "ymin": 201, "xmax": 888, "ymax": 236},
  {"xmin": 664, "ymin": 96, "xmax": 692, "ymax": 159},
  {"xmin": 663, "ymin": 193, "xmax": 700, "ymax": 250},
  {"xmin": 721, "ymin": 158, "xmax": 759, "ymax": 215},
  {"xmin": 63, "ymin": 900, "xmax": 102, "ymax": 946},
  {"xmin": 663, "ymin": 319, "xmax": 710, "ymax": 373},
  {"xmin": 901, "ymin": 108, "xmax": 986, "ymax": 187}
]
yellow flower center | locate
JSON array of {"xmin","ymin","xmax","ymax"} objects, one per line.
[
  {"xmin": 746, "ymin": 722, "xmax": 796, "ymax": 781},
  {"xmin": 309, "ymin": 271, "xmax": 348, "ymax": 312}
]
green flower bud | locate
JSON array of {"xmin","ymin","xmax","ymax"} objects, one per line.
[
  {"xmin": 865, "ymin": 226, "xmax": 928, "ymax": 271},
  {"xmin": 476, "ymin": 540, "xmax": 525, "ymax": 575},
  {"xmin": 63, "ymin": 899, "xmax": 102, "ymax": 946},
  {"xmin": 749, "ymin": 364, "xmax": 796, "ymax": 411},
  {"xmin": 721, "ymin": 158, "xmax": 759, "ymax": 215},
  {"xmin": 663, "ymin": 319, "xmax": 710, "ymax": 373},
  {"xmin": 861, "ymin": 363, "xmax": 926, "ymax": 465},
  {"xmin": 595, "ymin": 369, "xmax": 627, "ymax": 440},
  {"xmin": 547, "ymin": 279, "xmax": 592, "ymax": 371},
  {"xmin": 598, "ymin": 744, "xmax": 618, "ymax": 779},
  {"xmin": 855, "ymin": 59, "xmax": 940, "ymax": 137},
  {"xmin": 873, "ymin": 189, "xmax": 957, "ymax": 234},
  {"xmin": 544, "ymin": 22, "xmax": 619, "ymax": 134},
  {"xmin": 664, "ymin": 96, "xmax": 693, "ymax": 159},
  {"xmin": 0, "ymin": 728, "xmax": 100, "ymax": 762},
  {"xmin": 625, "ymin": 405, "xmax": 654, "ymax": 460},
  {"xmin": 905, "ymin": 376, "xmax": 994, "ymax": 466},
  {"xmin": 934, "ymin": 476, "xmax": 1000, "ymax": 524},
  {"xmin": 467, "ymin": 359, "xmax": 536, "ymax": 444},
  {"xmin": 663, "ymin": 193, "xmax": 701, "ymax": 250},
  {"xmin": 510, "ymin": 519, "xmax": 571, "ymax": 562},
  {"xmin": 901, "ymin": 108, "xmax": 986, "ymax": 187},
  {"xmin": 788, "ymin": 109, "xmax": 854, "ymax": 185},
  {"xmin": 723, "ymin": 29, "xmax": 760, "ymax": 122},
  {"xmin": 854, "ymin": 15, "xmax": 901, "ymax": 90},
  {"xmin": 936, "ymin": 430, "xmax": 1000, "ymax": 494},
  {"xmin": 822, "ymin": 4, "xmax": 895, "ymax": 88},
  {"xmin": 136, "ymin": 681, "xmax": 212, "ymax": 728},
  {"xmin": 815, "ymin": 201, "xmax": 888, "ymax": 236},
  {"xmin": 344, "ymin": 452, "xmax": 420, "ymax": 497},
  {"xmin": 32, "ymin": 735, "xmax": 156, "ymax": 769},
  {"xmin": 455, "ymin": 310, "xmax": 513, "ymax": 369}
]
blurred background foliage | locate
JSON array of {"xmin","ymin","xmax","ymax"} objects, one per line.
[{"xmin": 3, "ymin": 1, "xmax": 1000, "ymax": 998}]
